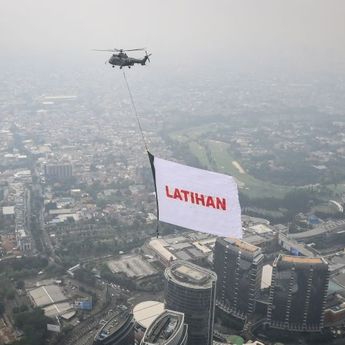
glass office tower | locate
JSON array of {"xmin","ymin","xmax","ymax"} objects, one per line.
[{"xmin": 164, "ymin": 261, "xmax": 217, "ymax": 345}]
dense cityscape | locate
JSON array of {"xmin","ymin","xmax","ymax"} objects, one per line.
[
  {"xmin": 2, "ymin": 1, "xmax": 345, "ymax": 345},
  {"xmin": 1, "ymin": 65, "xmax": 345, "ymax": 345}
]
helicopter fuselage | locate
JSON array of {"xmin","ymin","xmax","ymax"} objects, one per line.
[{"xmin": 109, "ymin": 53, "xmax": 148, "ymax": 69}]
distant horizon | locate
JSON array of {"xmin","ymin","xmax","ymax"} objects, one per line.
[{"xmin": 1, "ymin": 0, "xmax": 345, "ymax": 76}]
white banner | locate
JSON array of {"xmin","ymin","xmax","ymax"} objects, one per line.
[{"xmin": 152, "ymin": 156, "xmax": 242, "ymax": 238}]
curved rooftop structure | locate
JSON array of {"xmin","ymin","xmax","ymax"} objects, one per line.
[
  {"xmin": 94, "ymin": 306, "xmax": 134, "ymax": 345},
  {"xmin": 133, "ymin": 301, "xmax": 165, "ymax": 329},
  {"xmin": 141, "ymin": 310, "xmax": 188, "ymax": 345},
  {"xmin": 164, "ymin": 260, "xmax": 217, "ymax": 290}
]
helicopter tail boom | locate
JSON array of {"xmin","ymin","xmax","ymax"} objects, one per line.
[{"xmin": 141, "ymin": 52, "xmax": 152, "ymax": 65}]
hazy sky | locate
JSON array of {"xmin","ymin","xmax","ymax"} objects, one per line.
[{"xmin": 1, "ymin": 0, "xmax": 345, "ymax": 73}]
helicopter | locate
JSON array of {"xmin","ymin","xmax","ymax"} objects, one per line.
[{"xmin": 93, "ymin": 48, "xmax": 151, "ymax": 69}]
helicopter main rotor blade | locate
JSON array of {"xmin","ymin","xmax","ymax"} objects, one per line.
[
  {"xmin": 124, "ymin": 48, "xmax": 146, "ymax": 52},
  {"xmin": 92, "ymin": 48, "xmax": 146, "ymax": 52},
  {"xmin": 92, "ymin": 49, "xmax": 118, "ymax": 52}
]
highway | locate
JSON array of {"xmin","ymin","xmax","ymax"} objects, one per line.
[{"xmin": 289, "ymin": 220, "xmax": 345, "ymax": 240}]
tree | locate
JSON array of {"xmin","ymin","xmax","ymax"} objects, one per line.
[
  {"xmin": 74, "ymin": 268, "xmax": 96, "ymax": 287},
  {"xmin": 16, "ymin": 280, "xmax": 25, "ymax": 290},
  {"xmin": 283, "ymin": 189, "xmax": 316, "ymax": 214},
  {"xmin": 14, "ymin": 308, "xmax": 48, "ymax": 345},
  {"xmin": 0, "ymin": 300, "xmax": 4, "ymax": 315},
  {"xmin": 100, "ymin": 264, "xmax": 114, "ymax": 282}
]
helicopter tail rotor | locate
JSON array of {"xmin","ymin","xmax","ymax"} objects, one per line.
[{"xmin": 145, "ymin": 51, "xmax": 152, "ymax": 63}]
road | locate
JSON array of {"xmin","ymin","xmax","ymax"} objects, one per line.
[{"xmin": 61, "ymin": 285, "xmax": 122, "ymax": 345}]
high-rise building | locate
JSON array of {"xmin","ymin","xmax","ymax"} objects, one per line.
[
  {"xmin": 44, "ymin": 163, "xmax": 73, "ymax": 180},
  {"xmin": 133, "ymin": 301, "xmax": 165, "ymax": 343},
  {"xmin": 141, "ymin": 310, "xmax": 188, "ymax": 345},
  {"xmin": 267, "ymin": 254, "xmax": 329, "ymax": 332},
  {"xmin": 93, "ymin": 308, "xmax": 135, "ymax": 345},
  {"xmin": 164, "ymin": 260, "xmax": 217, "ymax": 345},
  {"xmin": 213, "ymin": 237, "xmax": 264, "ymax": 319}
]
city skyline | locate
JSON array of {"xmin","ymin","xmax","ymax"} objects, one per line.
[{"xmin": 2, "ymin": 2, "xmax": 345, "ymax": 345}]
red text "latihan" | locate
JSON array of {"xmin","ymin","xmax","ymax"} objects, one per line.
[{"xmin": 165, "ymin": 185, "xmax": 227, "ymax": 211}]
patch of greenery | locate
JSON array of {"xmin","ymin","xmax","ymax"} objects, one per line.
[
  {"xmin": 169, "ymin": 126, "xmax": 340, "ymax": 204},
  {"xmin": 74, "ymin": 268, "xmax": 96, "ymax": 287},
  {"xmin": 0, "ymin": 257, "xmax": 48, "ymax": 280},
  {"xmin": 12, "ymin": 308, "xmax": 48, "ymax": 345},
  {"xmin": 0, "ymin": 276, "xmax": 15, "ymax": 300}
]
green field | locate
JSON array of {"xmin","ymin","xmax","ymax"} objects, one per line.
[
  {"xmin": 168, "ymin": 123, "xmax": 345, "ymax": 205},
  {"xmin": 192, "ymin": 140, "xmax": 290, "ymax": 199},
  {"xmin": 170, "ymin": 126, "xmax": 292, "ymax": 199}
]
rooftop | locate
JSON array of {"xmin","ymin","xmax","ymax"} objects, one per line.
[
  {"xmin": 149, "ymin": 238, "xmax": 177, "ymax": 262},
  {"xmin": 28, "ymin": 284, "xmax": 67, "ymax": 307},
  {"xmin": 280, "ymin": 255, "xmax": 323, "ymax": 264},
  {"xmin": 219, "ymin": 237, "xmax": 262, "ymax": 257},
  {"xmin": 133, "ymin": 301, "xmax": 165, "ymax": 329},
  {"xmin": 43, "ymin": 302, "xmax": 75, "ymax": 319},
  {"xmin": 142, "ymin": 310, "xmax": 185, "ymax": 345},
  {"xmin": 28, "ymin": 284, "xmax": 73, "ymax": 318},
  {"xmin": 166, "ymin": 260, "xmax": 216, "ymax": 289},
  {"xmin": 229, "ymin": 238, "xmax": 259, "ymax": 253},
  {"xmin": 278, "ymin": 234, "xmax": 316, "ymax": 257},
  {"xmin": 175, "ymin": 264, "xmax": 208, "ymax": 282},
  {"xmin": 2, "ymin": 206, "xmax": 15, "ymax": 215},
  {"xmin": 95, "ymin": 307, "xmax": 132, "ymax": 341}
]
